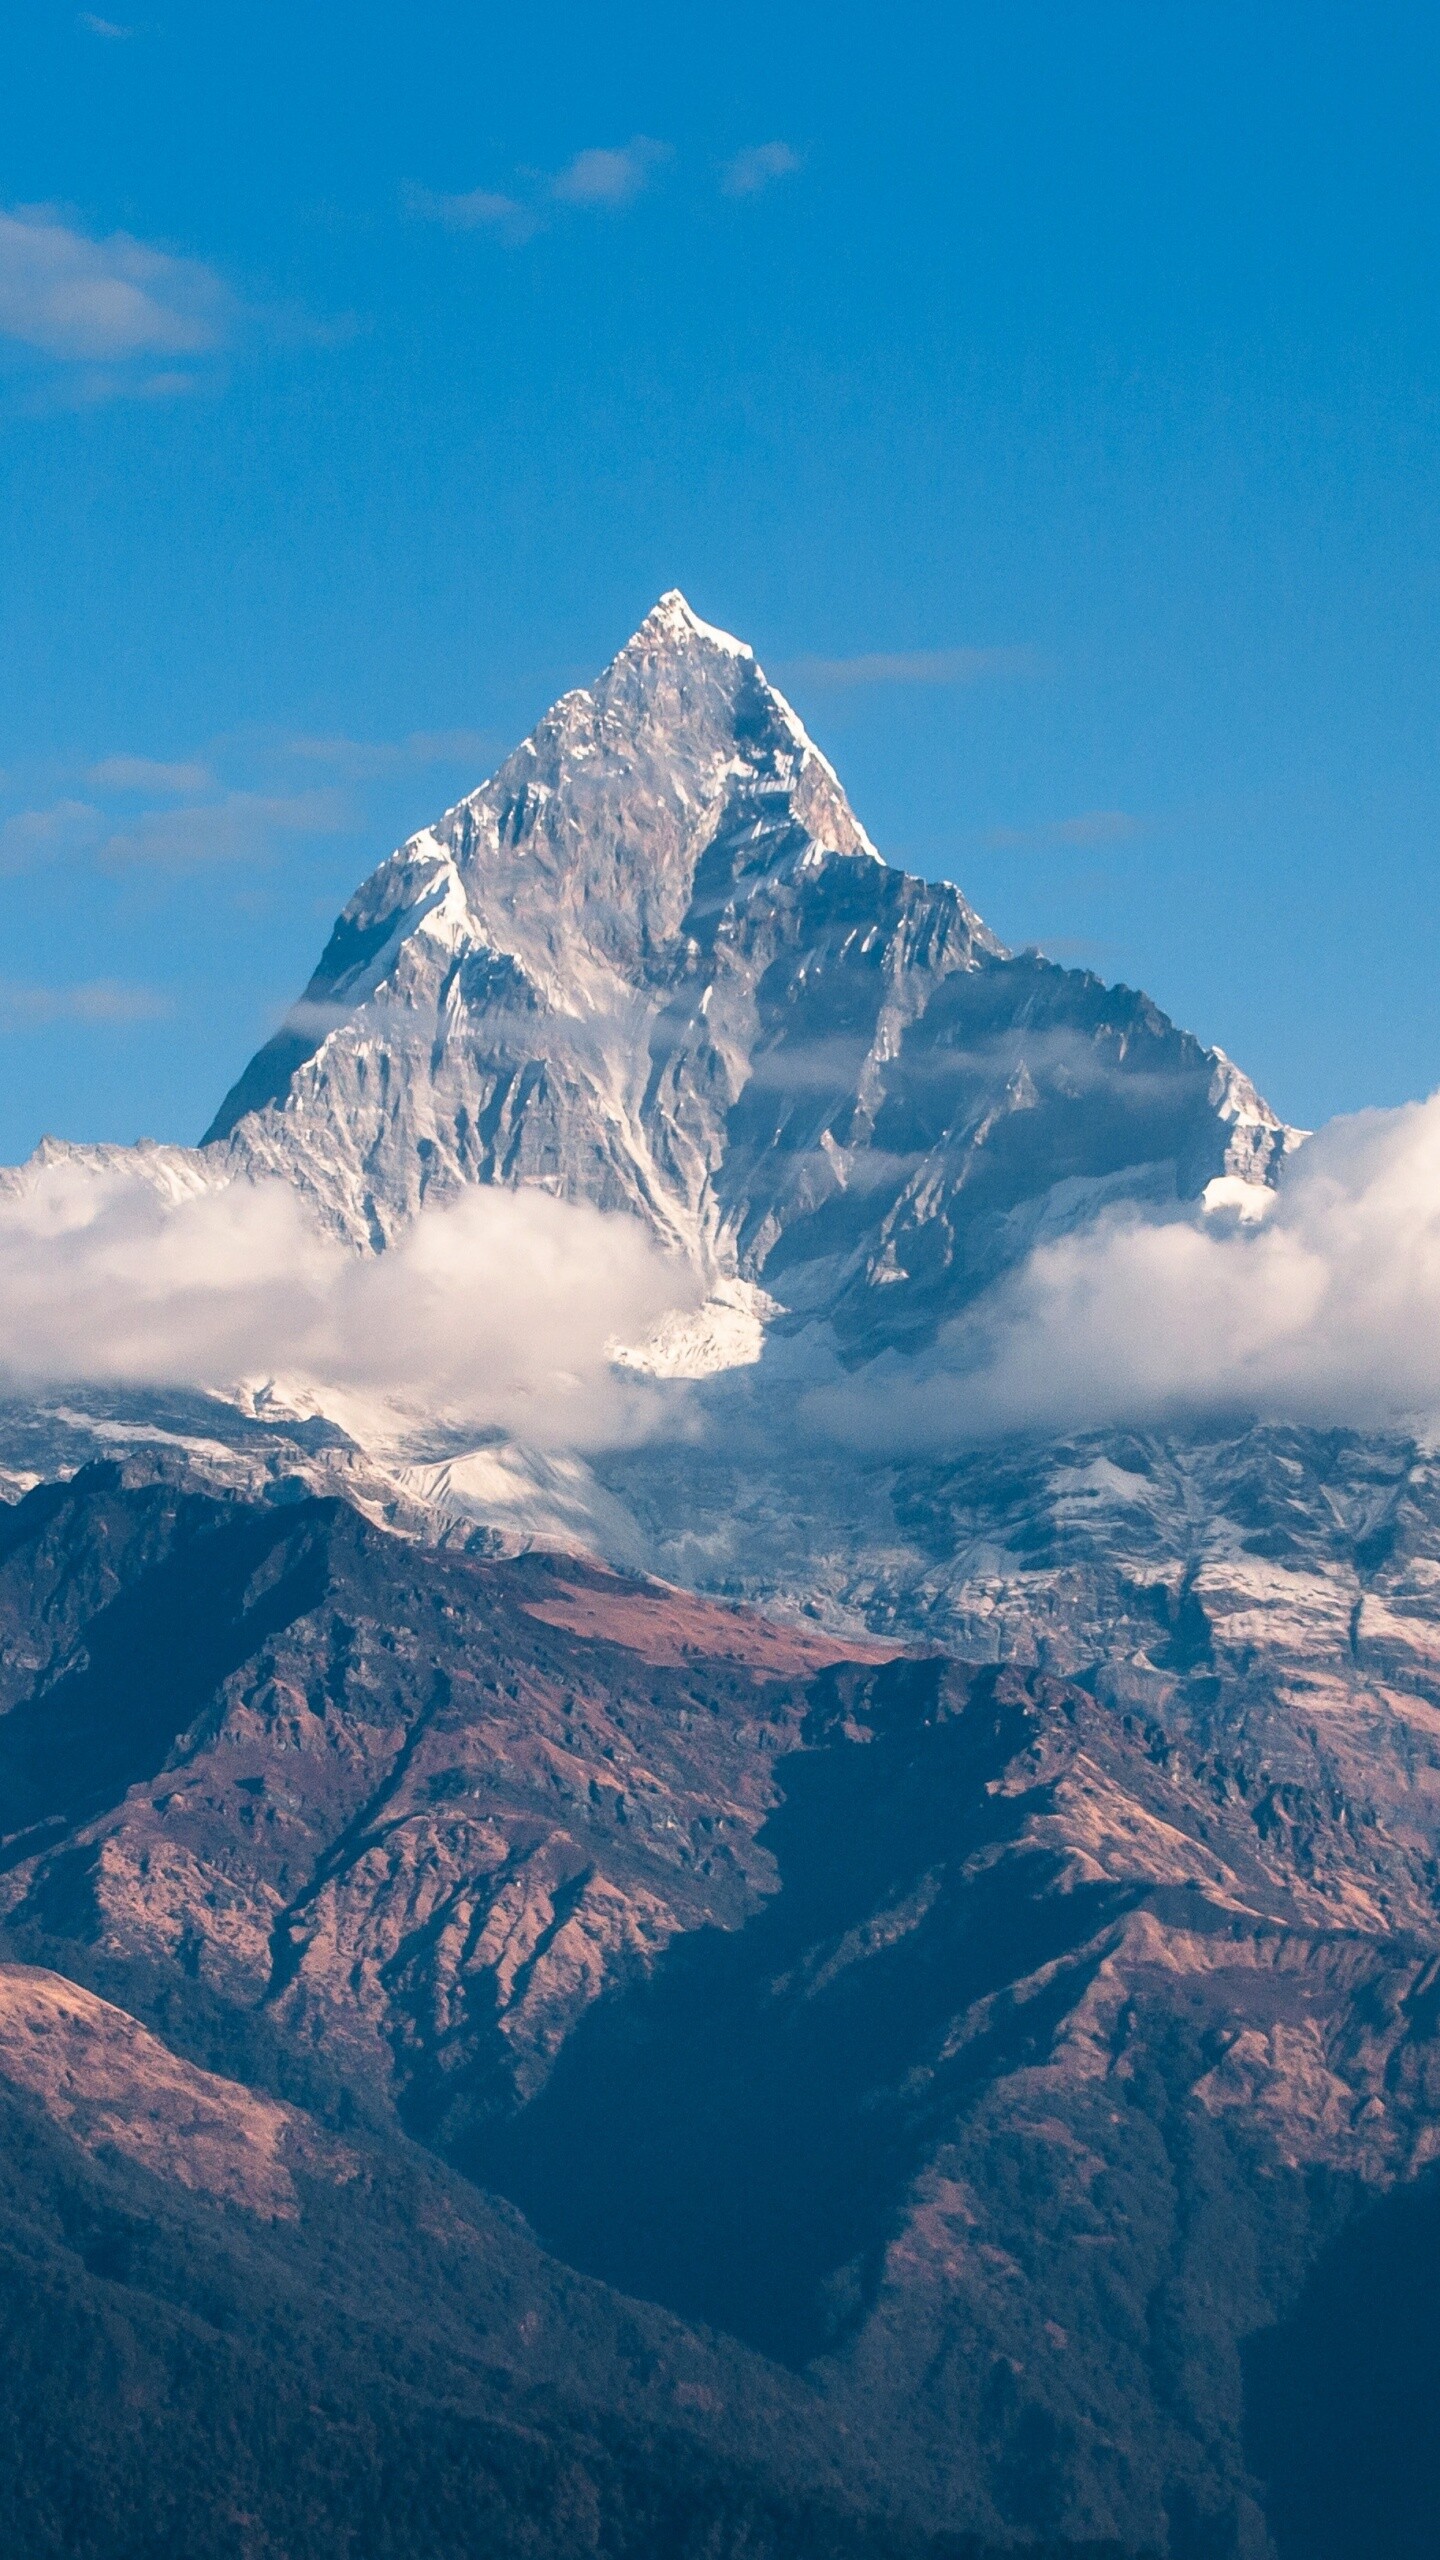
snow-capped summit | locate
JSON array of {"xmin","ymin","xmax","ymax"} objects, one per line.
[
  {"xmin": 204, "ymin": 594, "xmax": 1289, "ymax": 1342},
  {"xmin": 636, "ymin": 587, "xmax": 754, "ymax": 658}
]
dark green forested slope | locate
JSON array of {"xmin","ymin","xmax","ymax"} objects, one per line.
[{"xmin": 0, "ymin": 2070, "xmax": 1141, "ymax": 2560}]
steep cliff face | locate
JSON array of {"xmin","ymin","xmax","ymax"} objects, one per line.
[{"xmin": 202, "ymin": 594, "xmax": 1286, "ymax": 1349}]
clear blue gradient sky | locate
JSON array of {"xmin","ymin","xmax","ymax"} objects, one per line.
[{"xmin": 1, "ymin": 1, "xmax": 1438, "ymax": 1158}]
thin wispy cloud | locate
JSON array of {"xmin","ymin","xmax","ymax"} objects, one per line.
[
  {"xmin": 549, "ymin": 138, "xmax": 671, "ymax": 207},
  {"xmin": 406, "ymin": 138, "xmax": 673, "ymax": 244},
  {"xmin": 0, "ymin": 783, "xmax": 344, "ymax": 874},
  {"xmin": 721, "ymin": 142, "xmax": 802, "ymax": 197},
  {"xmin": 0, "ymin": 799, "xmax": 102, "ymax": 874},
  {"xmin": 985, "ymin": 809, "xmax": 1141, "ymax": 852},
  {"xmin": 0, "ymin": 976, "xmax": 167, "ymax": 1028},
  {"xmin": 88, "ymin": 754, "xmax": 214, "ymax": 794},
  {"xmin": 0, "ymin": 206, "xmax": 230, "ymax": 366},
  {"xmin": 3, "ymin": 723, "xmax": 490, "ymax": 890},
  {"xmin": 25, "ymin": 364, "xmax": 212, "ymax": 415},
  {"xmin": 0, "ymin": 206, "xmax": 342, "ymax": 405},
  {"xmin": 786, "ymin": 645, "xmax": 1038, "ymax": 687},
  {"xmin": 78, "ymin": 11, "xmax": 132, "ymax": 33},
  {"xmin": 281, "ymin": 727, "xmax": 496, "ymax": 780},
  {"xmin": 99, "ymin": 787, "xmax": 349, "ymax": 869},
  {"xmin": 401, "ymin": 184, "xmax": 540, "ymax": 245}
]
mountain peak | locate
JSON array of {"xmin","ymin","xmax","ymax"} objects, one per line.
[
  {"xmin": 592, "ymin": 592, "xmax": 879, "ymax": 865},
  {"xmin": 621, "ymin": 590, "xmax": 754, "ymax": 662},
  {"xmin": 204, "ymin": 595, "xmax": 1286, "ymax": 1304}
]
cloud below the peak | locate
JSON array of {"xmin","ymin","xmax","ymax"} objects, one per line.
[
  {"xmin": 808, "ymin": 1093, "xmax": 1440, "ymax": 1450},
  {"xmin": 0, "ymin": 1161, "xmax": 693, "ymax": 1449}
]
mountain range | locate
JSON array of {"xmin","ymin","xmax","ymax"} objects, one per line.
[{"xmin": 0, "ymin": 596, "xmax": 1435, "ymax": 2559}]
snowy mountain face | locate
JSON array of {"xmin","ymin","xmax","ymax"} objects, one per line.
[{"xmin": 204, "ymin": 592, "xmax": 1287, "ymax": 1349}]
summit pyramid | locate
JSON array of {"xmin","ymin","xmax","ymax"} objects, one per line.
[{"xmin": 203, "ymin": 593, "xmax": 1287, "ymax": 1350}]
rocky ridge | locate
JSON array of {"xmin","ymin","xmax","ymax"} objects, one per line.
[{"xmin": 1, "ymin": 1455, "xmax": 1439, "ymax": 2552}]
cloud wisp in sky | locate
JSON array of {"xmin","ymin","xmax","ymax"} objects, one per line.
[
  {"xmin": 403, "ymin": 184, "xmax": 542, "ymax": 245},
  {"xmin": 0, "ymin": 202, "xmax": 345, "ymax": 404},
  {"xmin": 720, "ymin": 143, "xmax": 802, "ymax": 197},
  {"xmin": 0, "ymin": 204, "xmax": 230, "ymax": 396},
  {"xmin": 408, "ymin": 137, "xmax": 675, "ymax": 232},
  {"xmin": 279, "ymin": 727, "xmax": 497, "ymax": 781},
  {"xmin": 0, "ymin": 717, "xmax": 499, "ymax": 1072},
  {"xmin": 404, "ymin": 138, "xmax": 673, "ymax": 243},
  {"xmin": 87, "ymin": 755, "xmax": 214, "ymax": 794},
  {"xmin": 0, "ymin": 978, "xmax": 168, "ymax": 1029},
  {"xmin": 549, "ymin": 139, "xmax": 672, "ymax": 207},
  {"xmin": 0, "ymin": 799, "xmax": 101, "ymax": 874},
  {"xmin": 984, "ymin": 809, "xmax": 1141, "ymax": 853},
  {"xmin": 404, "ymin": 135, "xmax": 802, "ymax": 241},
  {"xmin": 810, "ymin": 1093, "xmax": 1440, "ymax": 1450},
  {"xmin": 1, "ymin": 778, "xmax": 351, "ymax": 876},
  {"xmin": 97, "ymin": 787, "xmax": 350, "ymax": 868},
  {"xmin": 786, "ymin": 646, "xmax": 1038, "ymax": 687},
  {"xmin": 0, "ymin": 1158, "xmax": 691, "ymax": 1450}
]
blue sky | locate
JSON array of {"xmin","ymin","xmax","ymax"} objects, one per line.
[{"xmin": 1, "ymin": 0, "xmax": 1438, "ymax": 1158}]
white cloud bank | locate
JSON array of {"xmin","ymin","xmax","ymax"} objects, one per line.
[
  {"xmin": 810, "ymin": 1092, "xmax": 1440, "ymax": 1449},
  {"xmin": 11, "ymin": 1090, "xmax": 1440, "ymax": 1468},
  {"xmin": 0, "ymin": 1160, "xmax": 691, "ymax": 1450}
]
